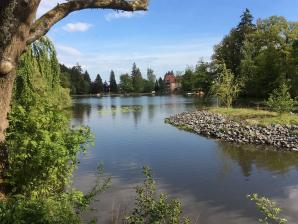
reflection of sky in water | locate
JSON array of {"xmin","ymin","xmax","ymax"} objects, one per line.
[{"xmin": 72, "ymin": 96, "xmax": 298, "ymax": 224}]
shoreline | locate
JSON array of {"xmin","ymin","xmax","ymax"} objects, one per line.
[{"xmin": 166, "ymin": 110, "xmax": 298, "ymax": 151}]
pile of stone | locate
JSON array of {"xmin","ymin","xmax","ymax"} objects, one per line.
[{"xmin": 166, "ymin": 111, "xmax": 298, "ymax": 151}]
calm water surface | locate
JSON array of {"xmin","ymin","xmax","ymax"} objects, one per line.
[{"xmin": 72, "ymin": 96, "xmax": 298, "ymax": 224}]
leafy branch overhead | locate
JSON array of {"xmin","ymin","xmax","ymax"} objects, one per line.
[{"xmin": 28, "ymin": 0, "xmax": 149, "ymax": 44}]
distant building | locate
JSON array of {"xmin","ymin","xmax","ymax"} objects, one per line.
[{"xmin": 164, "ymin": 71, "xmax": 181, "ymax": 93}]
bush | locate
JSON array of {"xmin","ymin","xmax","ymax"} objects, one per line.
[
  {"xmin": 211, "ymin": 63, "xmax": 241, "ymax": 108},
  {"xmin": 266, "ymin": 83, "xmax": 296, "ymax": 113},
  {"xmin": 126, "ymin": 167, "xmax": 190, "ymax": 224},
  {"xmin": 1, "ymin": 37, "xmax": 110, "ymax": 223},
  {"xmin": 248, "ymin": 194, "xmax": 287, "ymax": 224}
]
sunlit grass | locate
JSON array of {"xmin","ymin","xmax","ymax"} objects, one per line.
[{"xmin": 208, "ymin": 107, "xmax": 298, "ymax": 126}]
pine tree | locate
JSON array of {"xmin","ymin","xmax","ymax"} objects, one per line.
[
  {"xmin": 147, "ymin": 68, "xmax": 156, "ymax": 92},
  {"xmin": 158, "ymin": 77, "xmax": 165, "ymax": 93},
  {"xmin": 83, "ymin": 71, "xmax": 91, "ymax": 94},
  {"xmin": 103, "ymin": 81, "xmax": 110, "ymax": 93},
  {"xmin": 213, "ymin": 9, "xmax": 255, "ymax": 77},
  {"xmin": 91, "ymin": 74, "xmax": 104, "ymax": 94},
  {"xmin": 131, "ymin": 63, "xmax": 144, "ymax": 93},
  {"xmin": 109, "ymin": 70, "xmax": 118, "ymax": 93}
]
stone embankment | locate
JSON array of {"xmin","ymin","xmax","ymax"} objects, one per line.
[{"xmin": 166, "ymin": 111, "xmax": 298, "ymax": 151}]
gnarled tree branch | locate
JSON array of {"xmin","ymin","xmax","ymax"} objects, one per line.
[{"xmin": 27, "ymin": 0, "xmax": 148, "ymax": 44}]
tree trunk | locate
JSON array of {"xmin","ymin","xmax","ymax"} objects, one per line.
[
  {"xmin": 0, "ymin": 68, "xmax": 16, "ymax": 197},
  {"xmin": 0, "ymin": 0, "xmax": 41, "ymax": 197}
]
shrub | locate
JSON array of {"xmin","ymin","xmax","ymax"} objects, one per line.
[
  {"xmin": 266, "ymin": 83, "xmax": 296, "ymax": 113},
  {"xmin": 211, "ymin": 63, "xmax": 241, "ymax": 108},
  {"xmin": 1, "ymin": 37, "xmax": 111, "ymax": 223},
  {"xmin": 126, "ymin": 166, "xmax": 190, "ymax": 224},
  {"xmin": 248, "ymin": 194, "xmax": 287, "ymax": 224}
]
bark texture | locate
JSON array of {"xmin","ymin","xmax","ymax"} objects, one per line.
[{"xmin": 0, "ymin": 0, "xmax": 148, "ymax": 196}]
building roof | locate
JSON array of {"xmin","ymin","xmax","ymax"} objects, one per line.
[{"xmin": 164, "ymin": 71, "xmax": 176, "ymax": 83}]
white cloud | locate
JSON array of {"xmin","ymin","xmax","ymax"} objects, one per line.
[
  {"xmin": 56, "ymin": 45, "xmax": 83, "ymax": 57},
  {"xmin": 62, "ymin": 22, "xmax": 93, "ymax": 32},
  {"xmin": 105, "ymin": 11, "xmax": 146, "ymax": 21},
  {"xmin": 37, "ymin": 0, "xmax": 66, "ymax": 18},
  {"xmin": 54, "ymin": 37, "xmax": 220, "ymax": 81}
]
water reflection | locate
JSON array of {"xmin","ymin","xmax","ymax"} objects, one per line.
[
  {"xmin": 72, "ymin": 102, "xmax": 91, "ymax": 123},
  {"xmin": 218, "ymin": 142, "xmax": 298, "ymax": 177},
  {"xmin": 72, "ymin": 96, "xmax": 298, "ymax": 224}
]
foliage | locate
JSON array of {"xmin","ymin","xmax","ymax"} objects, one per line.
[
  {"xmin": 91, "ymin": 74, "xmax": 104, "ymax": 94},
  {"xmin": 144, "ymin": 68, "xmax": 156, "ymax": 93},
  {"xmin": 109, "ymin": 70, "xmax": 118, "ymax": 93},
  {"xmin": 155, "ymin": 77, "xmax": 166, "ymax": 94},
  {"xmin": 266, "ymin": 83, "xmax": 296, "ymax": 113},
  {"xmin": 240, "ymin": 16, "xmax": 298, "ymax": 98},
  {"xmin": 0, "ymin": 192, "xmax": 83, "ymax": 224},
  {"xmin": 6, "ymin": 37, "xmax": 93, "ymax": 195},
  {"xmin": 213, "ymin": 9, "xmax": 255, "ymax": 77},
  {"xmin": 131, "ymin": 63, "xmax": 144, "ymax": 93},
  {"xmin": 211, "ymin": 64, "xmax": 241, "ymax": 107},
  {"xmin": 120, "ymin": 73, "xmax": 134, "ymax": 93},
  {"xmin": 60, "ymin": 63, "xmax": 92, "ymax": 95},
  {"xmin": 248, "ymin": 194, "xmax": 287, "ymax": 224},
  {"xmin": 0, "ymin": 37, "xmax": 110, "ymax": 223},
  {"xmin": 181, "ymin": 68, "xmax": 195, "ymax": 92},
  {"xmin": 193, "ymin": 61, "xmax": 214, "ymax": 93},
  {"xmin": 0, "ymin": 165, "xmax": 111, "ymax": 224},
  {"xmin": 126, "ymin": 167, "xmax": 190, "ymax": 224}
]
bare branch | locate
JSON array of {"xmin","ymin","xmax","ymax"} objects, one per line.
[{"xmin": 27, "ymin": 0, "xmax": 148, "ymax": 44}]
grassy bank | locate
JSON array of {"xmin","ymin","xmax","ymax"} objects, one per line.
[{"xmin": 208, "ymin": 108, "xmax": 298, "ymax": 126}]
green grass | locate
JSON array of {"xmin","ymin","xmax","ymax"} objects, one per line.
[{"xmin": 208, "ymin": 107, "xmax": 298, "ymax": 126}]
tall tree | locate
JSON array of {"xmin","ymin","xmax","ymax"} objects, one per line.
[
  {"xmin": 146, "ymin": 68, "xmax": 156, "ymax": 92},
  {"xmin": 91, "ymin": 74, "xmax": 104, "ymax": 94},
  {"xmin": 120, "ymin": 73, "xmax": 134, "ymax": 93},
  {"xmin": 241, "ymin": 16, "xmax": 298, "ymax": 98},
  {"xmin": 103, "ymin": 81, "xmax": 110, "ymax": 93},
  {"xmin": 0, "ymin": 0, "xmax": 148, "ymax": 195},
  {"xmin": 181, "ymin": 68, "xmax": 195, "ymax": 92},
  {"xmin": 109, "ymin": 70, "xmax": 118, "ymax": 93},
  {"xmin": 213, "ymin": 8, "xmax": 255, "ymax": 77},
  {"xmin": 158, "ymin": 77, "xmax": 165, "ymax": 93},
  {"xmin": 194, "ymin": 61, "xmax": 213, "ymax": 92},
  {"xmin": 131, "ymin": 63, "xmax": 144, "ymax": 93},
  {"xmin": 82, "ymin": 70, "xmax": 91, "ymax": 94}
]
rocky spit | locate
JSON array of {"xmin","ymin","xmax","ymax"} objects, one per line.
[{"xmin": 166, "ymin": 111, "xmax": 298, "ymax": 151}]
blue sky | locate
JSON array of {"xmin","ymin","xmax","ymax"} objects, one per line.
[{"xmin": 38, "ymin": 0, "xmax": 298, "ymax": 81}]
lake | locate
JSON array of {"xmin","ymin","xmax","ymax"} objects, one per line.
[{"xmin": 72, "ymin": 95, "xmax": 298, "ymax": 224}]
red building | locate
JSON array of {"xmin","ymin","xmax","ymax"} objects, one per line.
[{"xmin": 164, "ymin": 71, "xmax": 181, "ymax": 93}]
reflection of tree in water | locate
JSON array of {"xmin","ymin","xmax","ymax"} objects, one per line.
[
  {"xmin": 111, "ymin": 105, "xmax": 117, "ymax": 120},
  {"xmin": 72, "ymin": 103, "xmax": 91, "ymax": 123},
  {"xmin": 132, "ymin": 105, "xmax": 143, "ymax": 127},
  {"xmin": 148, "ymin": 104, "xmax": 155, "ymax": 122},
  {"xmin": 193, "ymin": 97, "xmax": 213, "ymax": 109},
  {"xmin": 218, "ymin": 142, "xmax": 298, "ymax": 177}
]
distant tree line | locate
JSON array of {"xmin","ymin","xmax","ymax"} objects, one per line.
[
  {"xmin": 180, "ymin": 9, "xmax": 298, "ymax": 99},
  {"xmin": 60, "ymin": 63, "xmax": 166, "ymax": 95}
]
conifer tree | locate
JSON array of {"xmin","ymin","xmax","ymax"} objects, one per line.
[
  {"xmin": 91, "ymin": 74, "xmax": 104, "ymax": 94},
  {"xmin": 213, "ymin": 8, "xmax": 255, "ymax": 77},
  {"xmin": 109, "ymin": 70, "xmax": 118, "ymax": 93},
  {"xmin": 131, "ymin": 63, "xmax": 144, "ymax": 93}
]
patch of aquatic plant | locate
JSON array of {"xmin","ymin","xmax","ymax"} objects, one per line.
[{"xmin": 99, "ymin": 105, "xmax": 143, "ymax": 115}]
